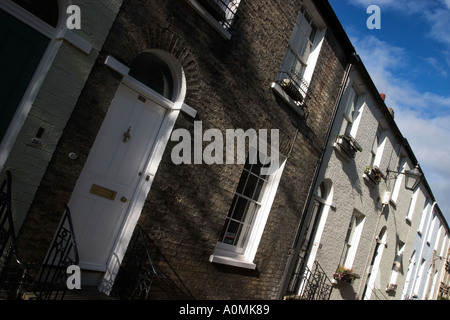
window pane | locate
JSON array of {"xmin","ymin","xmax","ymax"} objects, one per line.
[
  {"xmin": 12, "ymin": 0, "xmax": 59, "ymax": 27},
  {"xmin": 243, "ymin": 173, "xmax": 259, "ymax": 199},
  {"xmin": 129, "ymin": 53, "xmax": 174, "ymax": 100},
  {"xmin": 236, "ymin": 170, "xmax": 249, "ymax": 193},
  {"xmin": 230, "ymin": 196, "xmax": 250, "ymax": 222}
]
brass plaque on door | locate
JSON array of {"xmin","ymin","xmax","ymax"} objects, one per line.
[{"xmin": 90, "ymin": 184, "xmax": 117, "ymax": 201}]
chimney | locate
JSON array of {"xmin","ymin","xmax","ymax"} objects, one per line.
[
  {"xmin": 380, "ymin": 93, "xmax": 394, "ymax": 118},
  {"xmin": 388, "ymin": 107, "xmax": 395, "ymax": 119}
]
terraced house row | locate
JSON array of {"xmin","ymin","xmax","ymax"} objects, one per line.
[{"xmin": 0, "ymin": 0, "xmax": 448, "ymax": 300}]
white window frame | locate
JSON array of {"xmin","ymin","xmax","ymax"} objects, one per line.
[
  {"xmin": 413, "ymin": 258, "xmax": 426, "ymax": 298},
  {"xmin": 434, "ymin": 224, "xmax": 443, "ymax": 251},
  {"xmin": 418, "ymin": 199, "xmax": 432, "ymax": 235},
  {"xmin": 210, "ymin": 151, "xmax": 286, "ymax": 269},
  {"xmin": 343, "ymin": 211, "xmax": 365, "ymax": 269},
  {"xmin": 370, "ymin": 125, "xmax": 387, "ymax": 167},
  {"xmin": 0, "ymin": 0, "xmax": 92, "ymax": 170},
  {"xmin": 391, "ymin": 157, "xmax": 407, "ymax": 204},
  {"xmin": 388, "ymin": 241, "xmax": 405, "ymax": 287},
  {"xmin": 406, "ymin": 187, "xmax": 419, "ymax": 223},
  {"xmin": 342, "ymin": 85, "xmax": 360, "ymax": 137},
  {"xmin": 426, "ymin": 213, "xmax": 437, "ymax": 246}
]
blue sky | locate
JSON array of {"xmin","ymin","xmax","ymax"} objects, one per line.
[{"xmin": 328, "ymin": 0, "xmax": 450, "ymax": 223}]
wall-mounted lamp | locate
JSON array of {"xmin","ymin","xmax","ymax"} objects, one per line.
[{"xmin": 386, "ymin": 164, "xmax": 423, "ymax": 191}]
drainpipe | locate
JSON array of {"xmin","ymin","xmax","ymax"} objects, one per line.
[{"xmin": 276, "ymin": 52, "xmax": 357, "ymax": 299}]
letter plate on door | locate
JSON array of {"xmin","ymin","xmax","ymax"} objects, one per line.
[{"xmin": 90, "ymin": 184, "xmax": 117, "ymax": 201}]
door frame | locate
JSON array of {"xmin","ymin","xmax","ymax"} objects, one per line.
[{"xmin": 97, "ymin": 54, "xmax": 195, "ymax": 293}]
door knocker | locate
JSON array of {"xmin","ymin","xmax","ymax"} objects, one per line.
[{"xmin": 123, "ymin": 126, "xmax": 131, "ymax": 143}]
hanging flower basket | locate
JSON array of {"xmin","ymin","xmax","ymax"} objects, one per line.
[
  {"xmin": 333, "ymin": 266, "xmax": 360, "ymax": 284},
  {"xmin": 364, "ymin": 165, "xmax": 383, "ymax": 184}
]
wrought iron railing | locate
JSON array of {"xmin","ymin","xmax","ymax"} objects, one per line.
[
  {"xmin": 196, "ymin": 0, "xmax": 240, "ymax": 30},
  {"xmin": 285, "ymin": 255, "xmax": 333, "ymax": 300},
  {"xmin": 0, "ymin": 171, "xmax": 14, "ymax": 273},
  {"xmin": 0, "ymin": 171, "xmax": 31, "ymax": 299},
  {"xmin": 277, "ymin": 68, "xmax": 311, "ymax": 104},
  {"xmin": 113, "ymin": 224, "xmax": 166, "ymax": 300},
  {"xmin": 31, "ymin": 204, "xmax": 79, "ymax": 300}
]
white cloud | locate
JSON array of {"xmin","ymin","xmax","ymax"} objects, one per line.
[
  {"xmin": 423, "ymin": 57, "xmax": 448, "ymax": 77},
  {"xmin": 395, "ymin": 111, "xmax": 450, "ymax": 222},
  {"xmin": 425, "ymin": 9, "xmax": 450, "ymax": 47},
  {"xmin": 443, "ymin": 0, "xmax": 450, "ymax": 9}
]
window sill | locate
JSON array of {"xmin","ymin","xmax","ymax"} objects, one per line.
[
  {"xmin": 185, "ymin": 0, "xmax": 232, "ymax": 40},
  {"xmin": 271, "ymin": 82, "xmax": 305, "ymax": 117},
  {"xmin": 333, "ymin": 142, "xmax": 353, "ymax": 162},
  {"xmin": 209, "ymin": 254, "xmax": 257, "ymax": 270}
]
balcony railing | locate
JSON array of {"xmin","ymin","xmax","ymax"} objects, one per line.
[
  {"xmin": 284, "ymin": 255, "xmax": 333, "ymax": 300},
  {"xmin": 277, "ymin": 68, "xmax": 311, "ymax": 105},
  {"xmin": 196, "ymin": 0, "xmax": 240, "ymax": 30}
]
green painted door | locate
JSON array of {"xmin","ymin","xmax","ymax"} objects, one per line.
[{"xmin": 0, "ymin": 9, "xmax": 50, "ymax": 142}]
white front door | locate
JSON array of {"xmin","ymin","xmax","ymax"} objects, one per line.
[{"xmin": 69, "ymin": 83, "xmax": 166, "ymax": 271}]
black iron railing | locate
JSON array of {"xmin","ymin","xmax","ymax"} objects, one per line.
[
  {"xmin": 285, "ymin": 255, "xmax": 333, "ymax": 300},
  {"xmin": 113, "ymin": 224, "xmax": 165, "ymax": 300},
  {"xmin": 277, "ymin": 68, "xmax": 311, "ymax": 104},
  {"xmin": 31, "ymin": 204, "xmax": 79, "ymax": 300},
  {"xmin": 0, "ymin": 171, "xmax": 14, "ymax": 271},
  {"xmin": 0, "ymin": 171, "xmax": 15, "ymax": 284},
  {"xmin": 196, "ymin": 0, "xmax": 240, "ymax": 30},
  {"xmin": 0, "ymin": 171, "xmax": 31, "ymax": 299}
]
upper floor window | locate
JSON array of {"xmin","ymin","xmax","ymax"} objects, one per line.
[
  {"xmin": 391, "ymin": 157, "xmax": 407, "ymax": 204},
  {"xmin": 333, "ymin": 79, "xmax": 364, "ymax": 159},
  {"xmin": 370, "ymin": 125, "xmax": 385, "ymax": 167},
  {"xmin": 388, "ymin": 241, "xmax": 405, "ymax": 289},
  {"xmin": 406, "ymin": 187, "xmax": 419, "ymax": 223},
  {"xmin": 342, "ymin": 85, "xmax": 362, "ymax": 138},
  {"xmin": 342, "ymin": 211, "xmax": 365, "ymax": 269},
  {"xmin": 418, "ymin": 199, "xmax": 432, "ymax": 235},
  {"xmin": 273, "ymin": 4, "xmax": 325, "ymax": 111}
]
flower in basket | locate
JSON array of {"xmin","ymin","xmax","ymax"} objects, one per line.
[
  {"xmin": 364, "ymin": 165, "xmax": 383, "ymax": 183},
  {"xmin": 333, "ymin": 265, "xmax": 360, "ymax": 284}
]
